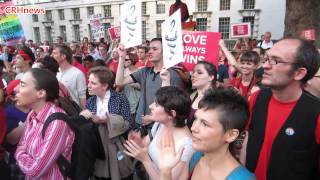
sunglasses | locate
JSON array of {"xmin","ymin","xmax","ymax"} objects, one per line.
[{"xmin": 125, "ymin": 59, "xmax": 131, "ymax": 61}]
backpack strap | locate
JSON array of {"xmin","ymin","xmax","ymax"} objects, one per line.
[
  {"xmin": 41, "ymin": 112, "xmax": 70, "ymax": 180},
  {"xmin": 41, "ymin": 112, "xmax": 69, "ymax": 139}
]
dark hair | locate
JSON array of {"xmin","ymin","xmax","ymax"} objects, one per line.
[
  {"xmin": 92, "ymin": 59, "xmax": 106, "ymax": 67},
  {"xmin": 126, "ymin": 52, "xmax": 138, "ymax": 65},
  {"xmin": 83, "ymin": 55, "xmax": 94, "ymax": 62},
  {"xmin": 196, "ymin": 61, "xmax": 217, "ymax": 87},
  {"xmin": 38, "ymin": 55, "xmax": 59, "ymax": 74},
  {"xmin": 36, "ymin": 47, "xmax": 44, "ymax": 52},
  {"xmin": 198, "ymin": 87, "xmax": 250, "ymax": 158},
  {"xmin": 88, "ymin": 66, "xmax": 114, "ymax": 88},
  {"xmin": 55, "ymin": 45, "xmax": 73, "ymax": 64},
  {"xmin": 292, "ymin": 39, "xmax": 320, "ymax": 83},
  {"xmin": 240, "ymin": 50, "xmax": 260, "ymax": 65},
  {"xmin": 155, "ymin": 86, "xmax": 191, "ymax": 127},
  {"xmin": 138, "ymin": 46, "xmax": 149, "ymax": 53},
  {"xmin": 150, "ymin": 38, "xmax": 162, "ymax": 44},
  {"xmin": 29, "ymin": 68, "xmax": 59, "ymax": 102},
  {"xmin": 73, "ymin": 55, "xmax": 82, "ymax": 64},
  {"xmin": 88, "ymin": 42, "xmax": 96, "ymax": 47},
  {"xmin": 20, "ymin": 45, "xmax": 35, "ymax": 63}
]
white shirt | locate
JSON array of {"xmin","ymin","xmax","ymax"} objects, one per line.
[
  {"xmin": 96, "ymin": 90, "xmax": 111, "ymax": 117},
  {"xmin": 259, "ymin": 40, "xmax": 273, "ymax": 50}
]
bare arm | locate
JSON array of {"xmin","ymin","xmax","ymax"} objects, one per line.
[
  {"xmin": 115, "ymin": 45, "xmax": 134, "ymax": 86},
  {"xmin": 239, "ymin": 131, "xmax": 248, "ymax": 165},
  {"xmin": 219, "ymin": 40, "xmax": 240, "ymax": 70},
  {"xmin": 6, "ymin": 123, "xmax": 26, "ymax": 145},
  {"xmin": 79, "ymin": 97, "xmax": 86, "ymax": 110}
]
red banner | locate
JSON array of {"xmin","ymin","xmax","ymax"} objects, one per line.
[
  {"xmin": 300, "ymin": 29, "xmax": 316, "ymax": 41},
  {"xmin": 108, "ymin": 26, "xmax": 121, "ymax": 40},
  {"xmin": 182, "ymin": 31, "xmax": 220, "ymax": 71},
  {"xmin": 231, "ymin": 23, "xmax": 251, "ymax": 38}
]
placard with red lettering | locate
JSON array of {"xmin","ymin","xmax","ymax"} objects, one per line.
[
  {"xmin": 40, "ymin": 46, "xmax": 50, "ymax": 53},
  {"xmin": 108, "ymin": 26, "xmax": 121, "ymax": 40},
  {"xmin": 182, "ymin": 31, "xmax": 220, "ymax": 71},
  {"xmin": 231, "ymin": 22, "xmax": 251, "ymax": 38},
  {"xmin": 300, "ymin": 29, "xmax": 316, "ymax": 41}
]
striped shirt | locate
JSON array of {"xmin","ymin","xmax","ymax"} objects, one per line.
[{"xmin": 15, "ymin": 102, "xmax": 74, "ymax": 180}]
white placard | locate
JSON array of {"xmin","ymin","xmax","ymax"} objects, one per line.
[
  {"xmin": 90, "ymin": 14, "xmax": 105, "ymax": 39},
  {"xmin": 161, "ymin": 9, "xmax": 183, "ymax": 69},
  {"xmin": 120, "ymin": 0, "xmax": 142, "ymax": 48}
]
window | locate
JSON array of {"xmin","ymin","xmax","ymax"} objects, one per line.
[
  {"xmin": 142, "ymin": 21, "xmax": 146, "ymax": 40},
  {"xmin": 156, "ymin": 2, "xmax": 165, "ymax": 14},
  {"xmin": 46, "ymin": 10, "xmax": 52, "ymax": 21},
  {"xmin": 72, "ymin": 8, "xmax": 80, "ymax": 20},
  {"xmin": 58, "ymin": 9, "xmax": 65, "ymax": 20},
  {"xmin": 33, "ymin": 27, "xmax": 40, "ymax": 43},
  {"xmin": 219, "ymin": 17, "xmax": 230, "ymax": 39},
  {"xmin": 142, "ymin": 2, "xmax": 147, "ymax": 15},
  {"xmin": 220, "ymin": 0, "xmax": 230, "ymax": 10},
  {"xmin": 59, "ymin": 25, "xmax": 67, "ymax": 42},
  {"xmin": 73, "ymin": 25, "xmax": 80, "ymax": 42},
  {"xmin": 196, "ymin": 18, "xmax": 207, "ymax": 31},
  {"xmin": 103, "ymin": 5, "xmax": 112, "ymax": 17},
  {"xmin": 88, "ymin": 24, "xmax": 93, "ymax": 39},
  {"xmin": 32, "ymin": 14, "xmax": 38, "ymax": 22},
  {"xmin": 243, "ymin": 0, "xmax": 255, "ymax": 9},
  {"xmin": 243, "ymin": 16, "xmax": 254, "ymax": 36},
  {"xmin": 156, "ymin": 20, "xmax": 164, "ymax": 38},
  {"xmin": 197, "ymin": 0, "xmax": 208, "ymax": 12},
  {"xmin": 87, "ymin": 6, "xmax": 94, "ymax": 17},
  {"xmin": 45, "ymin": 26, "xmax": 53, "ymax": 42}
]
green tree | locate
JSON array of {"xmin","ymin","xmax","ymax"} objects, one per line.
[{"xmin": 284, "ymin": 0, "xmax": 320, "ymax": 46}]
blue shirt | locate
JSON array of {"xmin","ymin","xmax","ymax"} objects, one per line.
[
  {"xmin": 189, "ymin": 151, "xmax": 256, "ymax": 180},
  {"xmin": 5, "ymin": 105, "xmax": 28, "ymax": 133}
]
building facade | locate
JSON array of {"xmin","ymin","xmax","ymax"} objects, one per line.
[{"xmin": 16, "ymin": 0, "xmax": 286, "ymax": 44}]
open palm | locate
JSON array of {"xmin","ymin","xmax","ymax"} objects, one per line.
[{"xmin": 159, "ymin": 130, "xmax": 184, "ymax": 171}]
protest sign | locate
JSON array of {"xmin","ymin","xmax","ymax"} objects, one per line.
[
  {"xmin": 120, "ymin": 0, "xmax": 142, "ymax": 48},
  {"xmin": 90, "ymin": 14, "xmax": 105, "ymax": 39},
  {"xmin": 299, "ymin": 29, "xmax": 316, "ymax": 41},
  {"xmin": 108, "ymin": 26, "xmax": 121, "ymax": 40},
  {"xmin": 162, "ymin": 9, "xmax": 183, "ymax": 69},
  {"xmin": 230, "ymin": 22, "xmax": 251, "ymax": 38},
  {"xmin": 182, "ymin": 31, "xmax": 220, "ymax": 71},
  {"xmin": 0, "ymin": 1, "xmax": 25, "ymax": 46},
  {"xmin": 40, "ymin": 46, "xmax": 50, "ymax": 53}
]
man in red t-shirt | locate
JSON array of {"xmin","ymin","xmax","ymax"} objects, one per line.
[
  {"xmin": 135, "ymin": 46, "xmax": 152, "ymax": 68},
  {"xmin": 242, "ymin": 38, "xmax": 320, "ymax": 180}
]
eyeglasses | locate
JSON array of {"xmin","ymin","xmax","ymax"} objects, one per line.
[{"xmin": 264, "ymin": 55, "xmax": 296, "ymax": 65}]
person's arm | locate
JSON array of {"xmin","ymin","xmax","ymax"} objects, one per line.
[
  {"xmin": 239, "ymin": 131, "xmax": 248, "ymax": 165},
  {"xmin": 219, "ymin": 40, "xmax": 240, "ymax": 70},
  {"xmin": 115, "ymin": 44, "xmax": 134, "ymax": 86},
  {"xmin": 15, "ymin": 120, "xmax": 72, "ymax": 178},
  {"xmin": 6, "ymin": 123, "xmax": 25, "ymax": 145},
  {"xmin": 77, "ymin": 72, "xmax": 87, "ymax": 109},
  {"xmin": 160, "ymin": 68, "xmax": 171, "ymax": 87},
  {"xmin": 159, "ymin": 129, "xmax": 186, "ymax": 180}
]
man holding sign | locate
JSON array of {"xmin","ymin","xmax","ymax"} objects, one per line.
[{"xmin": 115, "ymin": 38, "xmax": 183, "ymax": 126}]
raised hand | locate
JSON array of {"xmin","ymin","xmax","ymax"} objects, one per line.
[{"xmin": 159, "ymin": 129, "xmax": 184, "ymax": 171}]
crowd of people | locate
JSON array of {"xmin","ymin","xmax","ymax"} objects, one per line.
[{"xmin": 0, "ymin": 27, "xmax": 319, "ymax": 180}]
